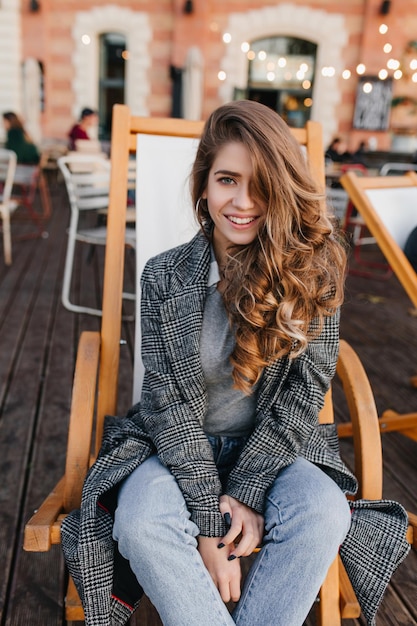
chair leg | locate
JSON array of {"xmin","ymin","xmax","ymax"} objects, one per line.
[
  {"xmin": 61, "ymin": 219, "xmax": 103, "ymax": 317},
  {"xmin": 38, "ymin": 171, "xmax": 52, "ymax": 219},
  {"xmin": 62, "ymin": 217, "xmax": 78, "ymax": 312},
  {"xmin": 316, "ymin": 556, "xmax": 341, "ymax": 626},
  {"xmin": 1, "ymin": 206, "xmax": 12, "ymax": 265},
  {"xmin": 65, "ymin": 575, "xmax": 85, "ymax": 623}
]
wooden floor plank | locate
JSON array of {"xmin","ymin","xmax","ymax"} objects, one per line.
[{"xmin": 1, "ymin": 193, "xmax": 72, "ymax": 624}]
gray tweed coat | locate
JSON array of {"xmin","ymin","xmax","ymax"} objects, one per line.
[{"xmin": 61, "ymin": 232, "xmax": 410, "ymax": 626}]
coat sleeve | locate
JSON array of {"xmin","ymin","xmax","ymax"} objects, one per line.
[
  {"xmin": 226, "ymin": 309, "xmax": 340, "ymax": 513},
  {"xmin": 138, "ymin": 257, "xmax": 227, "ymax": 537}
]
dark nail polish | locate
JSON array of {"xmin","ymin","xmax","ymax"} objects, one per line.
[
  {"xmin": 228, "ymin": 554, "xmax": 236, "ymax": 561},
  {"xmin": 217, "ymin": 542, "xmax": 225, "ymax": 549},
  {"xmin": 224, "ymin": 512, "xmax": 232, "ymax": 527}
]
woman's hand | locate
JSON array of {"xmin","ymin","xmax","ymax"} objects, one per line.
[
  {"xmin": 219, "ymin": 495, "xmax": 264, "ymax": 558},
  {"xmin": 197, "ymin": 497, "xmax": 264, "ymax": 603},
  {"xmin": 197, "ymin": 536, "xmax": 242, "ymax": 602}
]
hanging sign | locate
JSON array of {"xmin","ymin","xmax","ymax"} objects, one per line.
[{"xmin": 353, "ymin": 76, "xmax": 393, "ymax": 131}]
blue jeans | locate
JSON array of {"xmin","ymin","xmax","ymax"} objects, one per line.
[{"xmin": 113, "ymin": 439, "xmax": 351, "ymax": 626}]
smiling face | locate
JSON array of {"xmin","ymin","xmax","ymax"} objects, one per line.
[{"xmin": 202, "ymin": 141, "xmax": 267, "ymax": 266}]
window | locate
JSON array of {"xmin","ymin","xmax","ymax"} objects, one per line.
[
  {"xmin": 98, "ymin": 33, "xmax": 127, "ymax": 140},
  {"xmin": 243, "ymin": 36, "xmax": 317, "ymax": 127}
]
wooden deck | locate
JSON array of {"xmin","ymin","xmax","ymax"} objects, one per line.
[{"xmin": 0, "ymin": 178, "xmax": 416, "ymax": 625}]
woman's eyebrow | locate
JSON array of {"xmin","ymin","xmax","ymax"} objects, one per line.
[{"xmin": 214, "ymin": 169, "xmax": 241, "ymax": 177}]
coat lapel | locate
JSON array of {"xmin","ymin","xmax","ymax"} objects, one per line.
[{"xmin": 159, "ymin": 234, "xmax": 210, "ymax": 418}]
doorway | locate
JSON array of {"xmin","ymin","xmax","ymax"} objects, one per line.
[
  {"xmin": 244, "ymin": 36, "xmax": 317, "ymax": 128},
  {"xmin": 98, "ymin": 32, "xmax": 127, "ymax": 140}
]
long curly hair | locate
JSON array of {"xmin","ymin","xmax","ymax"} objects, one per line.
[{"xmin": 191, "ymin": 100, "xmax": 346, "ymax": 394}]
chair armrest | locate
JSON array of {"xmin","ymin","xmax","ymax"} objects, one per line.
[
  {"xmin": 336, "ymin": 340, "xmax": 383, "ymax": 500},
  {"xmin": 64, "ymin": 330, "xmax": 101, "ymax": 511},
  {"xmin": 24, "ymin": 477, "xmax": 66, "ymax": 551},
  {"xmin": 24, "ymin": 331, "xmax": 101, "ymax": 552}
]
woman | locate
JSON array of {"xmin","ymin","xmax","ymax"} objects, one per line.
[
  {"xmin": 62, "ymin": 101, "xmax": 409, "ymax": 626},
  {"xmin": 2, "ymin": 111, "xmax": 40, "ymax": 164}
]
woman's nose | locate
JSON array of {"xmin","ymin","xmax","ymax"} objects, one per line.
[{"xmin": 232, "ymin": 185, "xmax": 254, "ymax": 210}]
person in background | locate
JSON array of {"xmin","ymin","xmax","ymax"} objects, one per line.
[
  {"xmin": 325, "ymin": 136, "xmax": 352, "ymax": 163},
  {"xmin": 350, "ymin": 140, "xmax": 369, "ymax": 167},
  {"xmin": 2, "ymin": 111, "xmax": 40, "ymax": 164},
  {"xmin": 68, "ymin": 107, "xmax": 98, "ymax": 150}
]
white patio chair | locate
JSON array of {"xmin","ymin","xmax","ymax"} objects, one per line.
[
  {"xmin": 58, "ymin": 153, "xmax": 136, "ymax": 316},
  {"xmin": 379, "ymin": 162, "xmax": 417, "ymax": 177},
  {"xmin": 0, "ymin": 149, "xmax": 18, "ymax": 265}
]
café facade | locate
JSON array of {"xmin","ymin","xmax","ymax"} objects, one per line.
[{"xmin": 1, "ymin": 0, "xmax": 417, "ymax": 153}]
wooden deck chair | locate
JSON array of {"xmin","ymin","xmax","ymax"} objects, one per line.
[
  {"xmin": 24, "ymin": 105, "xmax": 415, "ymax": 625},
  {"xmin": 341, "ymin": 163, "xmax": 392, "ymax": 280},
  {"xmin": 340, "ymin": 170, "xmax": 417, "ymax": 442}
]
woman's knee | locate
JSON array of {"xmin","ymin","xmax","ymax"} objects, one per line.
[
  {"xmin": 313, "ymin": 477, "xmax": 351, "ymax": 544},
  {"xmin": 265, "ymin": 458, "xmax": 351, "ymax": 547}
]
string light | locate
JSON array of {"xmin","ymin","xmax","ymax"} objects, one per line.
[
  {"xmin": 236, "ymin": 29, "xmax": 415, "ymax": 94},
  {"xmin": 387, "ymin": 58, "xmax": 400, "ymax": 70},
  {"xmin": 321, "ymin": 66, "xmax": 335, "ymax": 77}
]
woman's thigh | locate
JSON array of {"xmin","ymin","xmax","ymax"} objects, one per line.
[
  {"xmin": 113, "ymin": 455, "xmax": 199, "ymax": 550},
  {"xmin": 113, "ymin": 456, "xmax": 235, "ymax": 626}
]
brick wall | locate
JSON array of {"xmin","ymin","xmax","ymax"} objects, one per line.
[{"xmin": 20, "ymin": 0, "xmax": 417, "ymax": 151}]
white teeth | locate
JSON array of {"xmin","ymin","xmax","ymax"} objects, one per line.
[{"xmin": 228, "ymin": 216, "xmax": 255, "ymax": 225}]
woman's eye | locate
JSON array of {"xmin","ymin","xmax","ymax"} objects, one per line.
[{"xmin": 219, "ymin": 176, "xmax": 235, "ymax": 185}]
